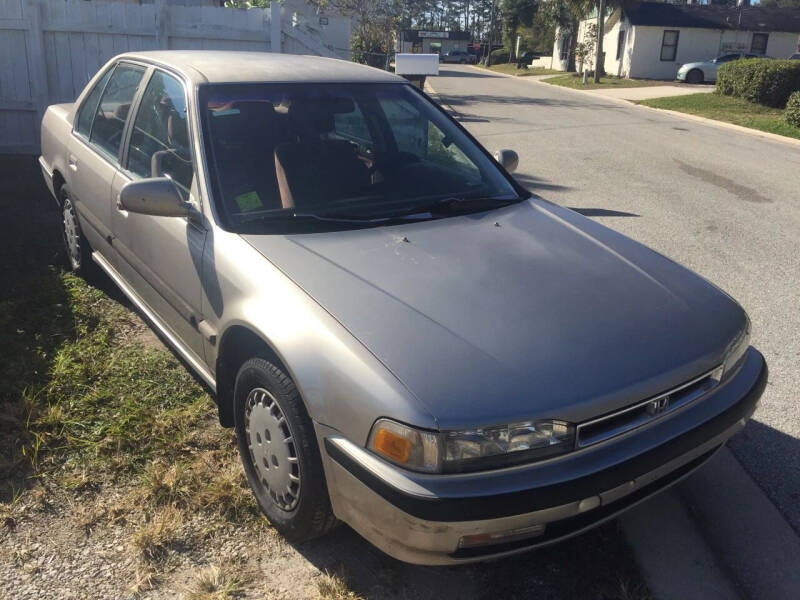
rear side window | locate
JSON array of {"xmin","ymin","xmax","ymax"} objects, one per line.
[
  {"xmin": 75, "ymin": 67, "xmax": 113, "ymax": 138},
  {"xmin": 127, "ymin": 70, "xmax": 193, "ymax": 196},
  {"xmin": 90, "ymin": 64, "xmax": 145, "ymax": 159}
]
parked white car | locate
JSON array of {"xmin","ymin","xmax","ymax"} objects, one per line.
[{"xmin": 676, "ymin": 53, "xmax": 763, "ymax": 84}]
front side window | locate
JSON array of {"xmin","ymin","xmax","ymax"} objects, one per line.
[
  {"xmin": 751, "ymin": 33, "xmax": 768, "ymax": 55},
  {"xmin": 199, "ymin": 83, "xmax": 520, "ymax": 232},
  {"xmin": 660, "ymin": 30, "xmax": 679, "ymax": 62},
  {"xmin": 90, "ymin": 63, "xmax": 145, "ymax": 159},
  {"xmin": 75, "ymin": 67, "xmax": 113, "ymax": 138},
  {"xmin": 127, "ymin": 70, "xmax": 193, "ymax": 196}
]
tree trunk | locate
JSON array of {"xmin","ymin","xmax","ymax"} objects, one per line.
[
  {"xmin": 568, "ymin": 19, "xmax": 578, "ymax": 72},
  {"xmin": 594, "ymin": 0, "xmax": 606, "ymax": 83}
]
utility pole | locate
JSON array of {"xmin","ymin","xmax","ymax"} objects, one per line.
[{"xmin": 594, "ymin": 0, "xmax": 605, "ymax": 83}]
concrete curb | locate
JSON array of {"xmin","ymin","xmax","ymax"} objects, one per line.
[
  {"xmin": 677, "ymin": 447, "xmax": 800, "ymax": 600},
  {"xmin": 461, "ymin": 65, "xmax": 800, "ymax": 149},
  {"xmin": 620, "ymin": 488, "xmax": 742, "ymax": 600}
]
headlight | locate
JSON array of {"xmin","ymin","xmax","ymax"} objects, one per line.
[
  {"xmin": 368, "ymin": 418, "xmax": 575, "ymax": 474},
  {"xmin": 443, "ymin": 420, "xmax": 574, "ymax": 472},
  {"xmin": 721, "ymin": 319, "xmax": 751, "ymax": 383}
]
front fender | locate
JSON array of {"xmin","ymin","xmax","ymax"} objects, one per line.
[{"xmin": 202, "ymin": 227, "xmax": 437, "ymax": 446}]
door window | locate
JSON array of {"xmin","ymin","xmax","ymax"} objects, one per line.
[
  {"xmin": 127, "ymin": 70, "xmax": 194, "ymax": 197},
  {"xmin": 75, "ymin": 67, "xmax": 114, "ymax": 138},
  {"xmin": 90, "ymin": 64, "xmax": 145, "ymax": 159}
]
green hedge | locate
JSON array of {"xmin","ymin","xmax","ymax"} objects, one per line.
[
  {"xmin": 488, "ymin": 48, "xmax": 510, "ymax": 66},
  {"xmin": 785, "ymin": 91, "xmax": 800, "ymax": 128},
  {"xmin": 716, "ymin": 59, "xmax": 800, "ymax": 108}
]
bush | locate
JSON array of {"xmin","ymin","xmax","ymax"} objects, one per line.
[
  {"xmin": 716, "ymin": 59, "xmax": 800, "ymax": 108},
  {"xmin": 785, "ymin": 91, "xmax": 800, "ymax": 128},
  {"xmin": 488, "ymin": 48, "xmax": 509, "ymax": 66}
]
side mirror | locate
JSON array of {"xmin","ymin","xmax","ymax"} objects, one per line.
[
  {"xmin": 119, "ymin": 178, "xmax": 191, "ymax": 217},
  {"xmin": 494, "ymin": 149, "xmax": 519, "ymax": 173}
]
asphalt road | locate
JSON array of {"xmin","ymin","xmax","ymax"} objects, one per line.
[{"xmin": 428, "ymin": 65, "xmax": 800, "ymax": 531}]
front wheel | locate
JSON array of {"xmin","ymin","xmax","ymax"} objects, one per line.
[
  {"xmin": 686, "ymin": 69, "xmax": 704, "ymax": 84},
  {"xmin": 234, "ymin": 357, "xmax": 336, "ymax": 542}
]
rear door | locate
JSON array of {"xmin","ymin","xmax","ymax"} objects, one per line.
[
  {"xmin": 67, "ymin": 62, "xmax": 145, "ymax": 255},
  {"xmin": 111, "ymin": 67, "xmax": 208, "ymax": 362}
]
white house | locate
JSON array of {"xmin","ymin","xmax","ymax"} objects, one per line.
[{"xmin": 547, "ymin": 2, "xmax": 800, "ymax": 80}]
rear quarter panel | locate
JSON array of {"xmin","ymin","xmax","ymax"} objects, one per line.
[{"xmin": 40, "ymin": 103, "xmax": 75, "ymax": 199}]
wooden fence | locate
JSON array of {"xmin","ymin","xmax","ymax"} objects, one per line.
[{"xmin": 0, "ymin": 0, "xmax": 351, "ymax": 153}]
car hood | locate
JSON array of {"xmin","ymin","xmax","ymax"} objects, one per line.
[{"xmin": 243, "ymin": 199, "xmax": 746, "ymax": 429}]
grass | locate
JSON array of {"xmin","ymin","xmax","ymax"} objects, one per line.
[
  {"xmin": 185, "ymin": 564, "xmax": 247, "ymax": 600},
  {"xmin": 130, "ymin": 506, "xmax": 184, "ymax": 563},
  {"xmin": 480, "ymin": 62, "xmax": 562, "ymax": 76},
  {"xmin": 543, "ymin": 73, "xmax": 674, "ymax": 89},
  {"xmin": 637, "ymin": 92, "xmax": 800, "ymax": 140},
  {"xmin": 316, "ymin": 570, "xmax": 365, "ymax": 600}
]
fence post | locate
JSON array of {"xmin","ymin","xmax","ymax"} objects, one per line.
[
  {"xmin": 24, "ymin": 0, "xmax": 49, "ymax": 139},
  {"xmin": 270, "ymin": 2, "xmax": 281, "ymax": 53},
  {"xmin": 156, "ymin": 0, "xmax": 169, "ymax": 50}
]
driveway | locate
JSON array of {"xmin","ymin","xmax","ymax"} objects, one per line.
[{"xmin": 429, "ymin": 64, "xmax": 800, "ymax": 532}]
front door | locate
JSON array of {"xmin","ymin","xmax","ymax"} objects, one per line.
[{"xmin": 111, "ymin": 67, "xmax": 208, "ymax": 363}]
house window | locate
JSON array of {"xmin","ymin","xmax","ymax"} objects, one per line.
[
  {"xmin": 560, "ymin": 35, "xmax": 571, "ymax": 61},
  {"xmin": 660, "ymin": 30, "xmax": 679, "ymax": 62},
  {"xmin": 751, "ymin": 33, "xmax": 768, "ymax": 55},
  {"xmin": 616, "ymin": 30, "xmax": 626, "ymax": 60}
]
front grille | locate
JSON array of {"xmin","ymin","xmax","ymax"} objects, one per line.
[{"xmin": 576, "ymin": 367, "xmax": 721, "ymax": 449}]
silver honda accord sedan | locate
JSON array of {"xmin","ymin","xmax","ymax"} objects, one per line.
[{"xmin": 39, "ymin": 51, "xmax": 767, "ymax": 565}]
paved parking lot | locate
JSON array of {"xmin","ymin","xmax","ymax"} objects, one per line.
[{"xmin": 429, "ymin": 65, "xmax": 800, "ymax": 533}]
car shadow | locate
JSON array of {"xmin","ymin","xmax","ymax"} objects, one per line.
[
  {"xmin": 728, "ymin": 419, "xmax": 800, "ymax": 534},
  {"xmin": 513, "ymin": 172, "xmax": 574, "ymax": 193},
  {"xmin": 568, "ymin": 207, "xmax": 641, "ymax": 218},
  {"xmin": 0, "ymin": 155, "xmax": 76, "ymax": 501},
  {"xmin": 292, "ymin": 519, "xmax": 647, "ymax": 599}
]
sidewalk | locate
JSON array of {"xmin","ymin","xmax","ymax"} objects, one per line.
[{"xmin": 584, "ymin": 84, "xmax": 714, "ymax": 101}]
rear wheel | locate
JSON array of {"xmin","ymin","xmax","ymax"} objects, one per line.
[
  {"xmin": 60, "ymin": 184, "xmax": 94, "ymax": 274},
  {"xmin": 686, "ymin": 69, "xmax": 704, "ymax": 84},
  {"xmin": 234, "ymin": 357, "xmax": 336, "ymax": 542}
]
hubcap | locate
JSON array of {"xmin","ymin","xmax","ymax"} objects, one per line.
[
  {"xmin": 245, "ymin": 388, "xmax": 300, "ymax": 511},
  {"xmin": 63, "ymin": 199, "xmax": 80, "ymax": 267}
]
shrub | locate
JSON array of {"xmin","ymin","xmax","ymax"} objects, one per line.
[
  {"xmin": 716, "ymin": 59, "xmax": 800, "ymax": 108},
  {"xmin": 786, "ymin": 91, "xmax": 800, "ymax": 128},
  {"xmin": 488, "ymin": 48, "xmax": 510, "ymax": 66}
]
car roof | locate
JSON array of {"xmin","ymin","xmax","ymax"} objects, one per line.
[{"xmin": 115, "ymin": 50, "xmax": 405, "ymax": 85}]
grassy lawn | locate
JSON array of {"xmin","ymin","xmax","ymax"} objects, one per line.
[
  {"xmin": 638, "ymin": 93, "xmax": 800, "ymax": 141},
  {"xmin": 0, "ymin": 155, "xmax": 651, "ymax": 599},
  {"xmin": 480, "ymin": 62, "xmax": 562, "ymax": 76},
  {"xmin": 543, "ymin": 73, "xmax": 674, "ymax": 89}
]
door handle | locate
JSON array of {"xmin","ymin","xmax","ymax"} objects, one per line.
[{"xmin": 68, "ymin": 154, "xmax": 78, "ymax": 171}]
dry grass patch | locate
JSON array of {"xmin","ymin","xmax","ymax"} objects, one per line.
[
  {"xmin": 184, "ymin": 564, "xmax": 247, "ymax": 600},
  {"xmin": 130, "ymin": 506, "xmax": 184, "ymax": 563},
  {"xmin": 316, "ymin": 570, "xmax": 364, "ymax": 600}
]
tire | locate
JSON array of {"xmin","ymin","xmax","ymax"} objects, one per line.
[
  {"xmin": 234, "ymin": 356, "xmax": 336, "ymax": 542},
  {"xmin": 60, "ymin": 184, "xmax": 94, "ymax": 274},
  {"xmin": 686, "ymin": 69, "xmax": 704, "ymax": 84}
]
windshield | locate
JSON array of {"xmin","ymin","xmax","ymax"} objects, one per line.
[{"xmin": 198, "ymin": 82, "xmax": 520, "ymax": 232}]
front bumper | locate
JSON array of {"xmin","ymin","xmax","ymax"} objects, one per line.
[{"xmin": 318, "ymin": 348, "xmax": 767, "ymax": 565}]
